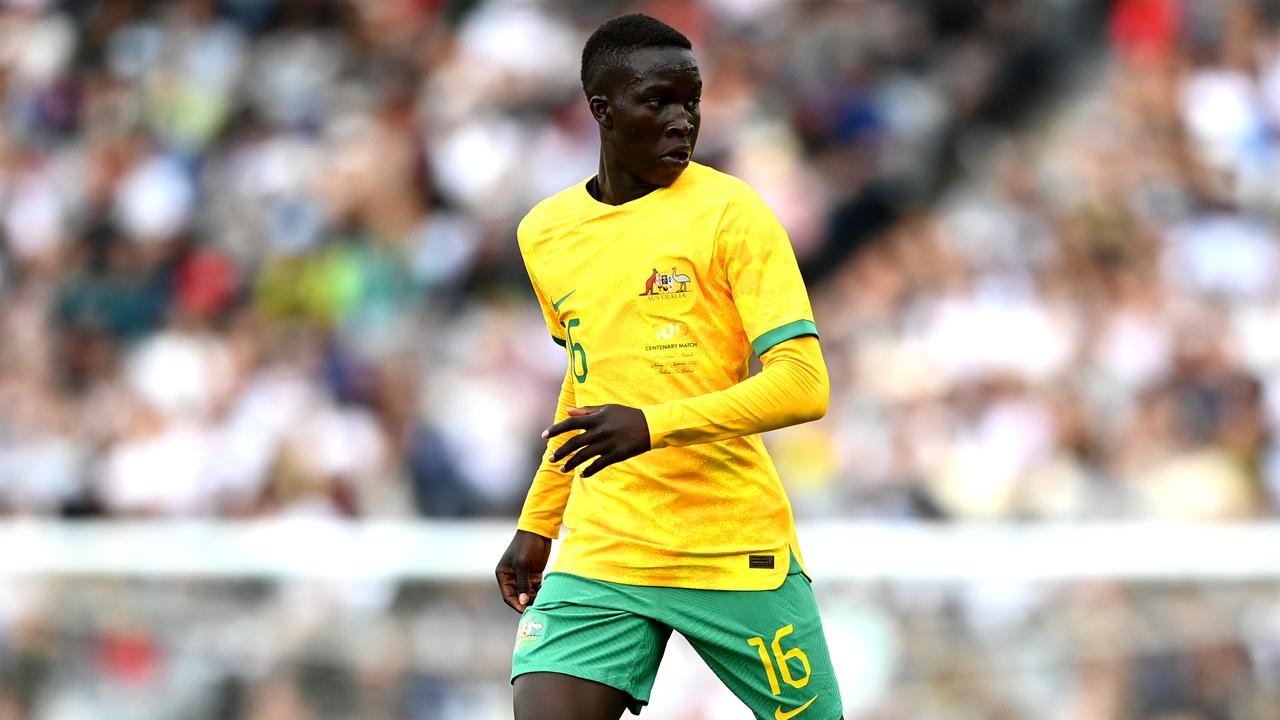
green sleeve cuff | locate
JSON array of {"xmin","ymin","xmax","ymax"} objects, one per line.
[
  {"xmin": 751, "ymin": 319, "xmax": 818, "ymax": 356},
  {"xmin": 551, "ymin": 335, "xmax": 566, "ymax": 347}
]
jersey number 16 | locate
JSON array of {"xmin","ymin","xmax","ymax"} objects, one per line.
[{"xmin": 564, "ymin": 318, "xmax": 588, "ymax": 383}]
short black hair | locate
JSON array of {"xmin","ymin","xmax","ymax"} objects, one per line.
[{"xmin": 581, "ymin": 13, "xmax": 692, "ymax": 98}]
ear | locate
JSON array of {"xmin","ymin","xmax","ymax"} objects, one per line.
[{"xmin": 589, "ymin": 95, "xmax": 612, "ymax": 129}]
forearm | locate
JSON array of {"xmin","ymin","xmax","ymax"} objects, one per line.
[
  {"xmin": 516, "ymin": 367, "xmax": 577, "ymax": 538},
  {"xmin": 641, "ymin": 335, "xmax": 828, "ymax": 449}
]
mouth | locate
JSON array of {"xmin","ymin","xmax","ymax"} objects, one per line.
[{"xmin": 661, "ymin": 147, "xmax": 692, "ymax": 166}]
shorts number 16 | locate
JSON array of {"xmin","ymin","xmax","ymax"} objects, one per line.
[{"xmin": 747, "ymin": 624, "xmax": 811, "ymax": 695}]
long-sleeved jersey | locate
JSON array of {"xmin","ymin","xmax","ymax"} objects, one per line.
[{"xmin": 516, "ymin": 161, "xmax": 828, "ymax": 591}]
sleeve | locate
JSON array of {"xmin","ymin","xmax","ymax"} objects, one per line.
[
  {"xmin": 516, "ymin": 365, "xmax": 577, "ymax": 537},
  {"xmin": 518, "ymin": 221, "xmax": 566, "ymax": 347},
  {"xmin": 719, "ymin": 191, "xmax": 818, "ymax": 356},
  {"xmin": 640, "ymin": 335, "xmax": 828, "ymax": 449}
]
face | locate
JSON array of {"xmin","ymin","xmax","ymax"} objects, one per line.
[{"xmin": 593, "ymin": 46, "xmax": 702, "ymax": 187}]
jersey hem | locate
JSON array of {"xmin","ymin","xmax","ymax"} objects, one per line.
[
  {"xmin": 549, "ymin": 556, "xmax": 791, "ymax": 592},
  {"xmin": 751, "ymin": 319, "xmax": 818, "ymax": 357}
]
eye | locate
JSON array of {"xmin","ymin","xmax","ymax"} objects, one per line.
[
  {"xmin": 645, "ymin": 98, "xmax": 662, "ymax": 109},
  {"xmin": 685, "ymin": 98, "xmax": 700, "ymax": 111}
]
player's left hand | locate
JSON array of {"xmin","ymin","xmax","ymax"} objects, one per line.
[{"xmin": 544, "ymin": 405, "xmax": 651, "ymax": 477}]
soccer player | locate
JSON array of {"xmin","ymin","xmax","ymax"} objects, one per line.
[{"xmin": 495, "ymin": 13, "xmax": 844, "ymax": 720}]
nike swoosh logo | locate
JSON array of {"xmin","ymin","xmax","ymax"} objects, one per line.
[
  {"xmin": 774, "ymin": 695, "xmax": 818, "ymax": 720},
  {"xmin": 552, "ymin": 290, "xmax": 576, "ymax": 312}
]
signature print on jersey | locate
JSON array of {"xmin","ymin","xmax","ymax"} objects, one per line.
[{"xmin": 639, "ymin": 265, "xmax": 693, "ymax": 297}]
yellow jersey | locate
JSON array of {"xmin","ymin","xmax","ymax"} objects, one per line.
[{"xmin": 516, "ymin": 161, "xmax": 820, "ymax": 591}]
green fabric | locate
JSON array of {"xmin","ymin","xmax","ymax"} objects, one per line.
[
  {"xmin": 551, "ymin": 335, "xmax": 566, "ymax": 347},
  {"xmin": 511, "ymin": 553, "xmax": 842, "ymax": 718},
  {"xmin": 751, "ymin": 320, "xmax": 818, "ymax": 357}
]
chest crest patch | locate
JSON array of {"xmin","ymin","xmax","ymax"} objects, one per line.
[{"xmin": 639, "ymin": 265, "xmax": 693, "ymax": 300}]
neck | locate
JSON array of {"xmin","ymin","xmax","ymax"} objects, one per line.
[{"xmin": 593, "ymin": 153, "xmax": 662, "ymax": 206}]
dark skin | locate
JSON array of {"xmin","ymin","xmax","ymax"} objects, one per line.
[{"xmin": 588, "ymin": 45, "xmax": 701, "ymax": 205}]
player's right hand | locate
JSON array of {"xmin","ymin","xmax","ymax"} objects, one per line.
[{"xmin": 496, "ymin": 529, "xmax": 552, "ymax": 614}]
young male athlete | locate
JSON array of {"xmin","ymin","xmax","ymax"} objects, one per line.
[{"xmin": 495, "ymin": 13, "xmax": 844, "ymax": 720}]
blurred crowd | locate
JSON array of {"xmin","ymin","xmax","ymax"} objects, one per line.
[
  {"xmin": 0, "ymin": 0, "xmax": 1102, "ymax": 521},
  {"xmin": 787, "ymin": 0, "xmax": 1280, "ymax": 525},
  {"xmin": 2, "ymin": 577, "xmax": 1279, "ymax": 720}
]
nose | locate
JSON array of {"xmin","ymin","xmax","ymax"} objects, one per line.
[{"xmin": 666, "ymin": 116, "xmax": 693, "ymax": 137}]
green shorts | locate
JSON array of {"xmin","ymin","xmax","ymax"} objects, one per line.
[{"xmin": 510, "ymin": 555, "xmax": 842, "ymax": 719}]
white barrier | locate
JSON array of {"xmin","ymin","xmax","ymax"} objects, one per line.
[{"xmin": 0, "ymin": 519, "xmax": 1277, "ymax": 581}]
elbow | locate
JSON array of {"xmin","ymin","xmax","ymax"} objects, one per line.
[
  {"xmin": 807, "ymin": 349, "xmax": 831, "ymax": 421},
  {"xmin": 813, "ymin": 390, "xmax": 829, "ymax": 422},
  {"xmin": 766, "ymin": 336, "xmax": 829, "ymax": 423},
  {"xmin": 804, "ymin": 382, "xmax": 829, "ymax": 423},
  {"xmin": 796, "ymin": 369, "xmax": 829, "ymax": 423},
  {"xmin": 798, "ymin": 337, "xmax": 830, "ymax": 423}
]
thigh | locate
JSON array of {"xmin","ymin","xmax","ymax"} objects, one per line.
[
  {"xmin": 511, "ymin": 573, "xmax": 672, "ymax": 716},
  {"xmin": 675, "ymin": 571, "xmax": 843, "ymax": 720},
  {"xmin": 514, "ymin": 672, "xmax": 631, "ymax": 720}
]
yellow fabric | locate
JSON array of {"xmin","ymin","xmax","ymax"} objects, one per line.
[
  {"xmin": 515, "ymin": 161, "xmax": 822, "ymax": 591},
  {"xmin": 519, "ymin": 366, "xmax": 578, "ymax": 536},
  {"xmin": 643, "ymin": 335, "xmax": 827, "ymax": 449}
]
